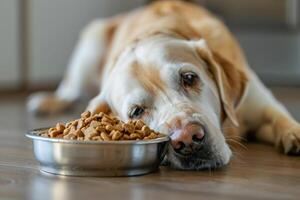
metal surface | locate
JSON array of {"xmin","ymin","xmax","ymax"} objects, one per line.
[{"xmin": 26, "ymin": 128, "xmax": 170, "ymax": 177}]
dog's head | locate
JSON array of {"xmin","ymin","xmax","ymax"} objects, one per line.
[{"xmin": 88, "ymin": 35, "xmax": 247, "ymax": 170}]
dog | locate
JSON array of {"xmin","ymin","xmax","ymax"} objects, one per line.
[{"xmin": 27, "ymin": 0, "xmax": 300, "ymax": 170}]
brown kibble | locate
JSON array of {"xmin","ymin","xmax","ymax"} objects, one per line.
[
  {"xmin": 128, "ymin": 120, "xmax": 136, "ymax": 127},
  {"xmin": 115, "ymin": 124, "xmax": 124, "ymax": 132},
  {"xmin": 135, "ymin": 130, "xmax": 145, "ymax": 137},
  {"xmin": 102, "ymin": 116, "xmax": 113, "ymax": 124},
  {"xmin": 100, "ymin": 132, "xmax": 110, "ymax": 141},
  {"xmin": 135, "ymin": 120, "xmax": 145, "ymax": 130},
  {"xmin": 123, "ymin": 123, "xmax": 134, "ymax": 133},
  {"xmin": 48, "ymin": 127, "xmax": 56, "ymax": 132},
  {"xmin": 81, "ymin": 111, "xmax": 91, "ymax": 118},
  {"xmin": 108, "ymin": 130, "xmax": 114, "ymax": 137},
  {"xmin": 49, "ymin": 130, "xmax": 60, "ymax": 137},
  {"xmin": 112, "ymin": 130, "xmax": 123, "ymax": 140},
  {"xmin": 84, "ymin": 116, "xmax": 93, "ymax": 124},
  {"xmin": 90, "ymin": 120, "xmax": 102, "ymax": 128},
  {"xmin": 80, "ymin": 127, "xmax": 87, "ymax": 132},
  {"xmin": 148, "ymin": 132, "xmax": 158, "ymax": 139},
  {"xmin": 56, "ymin": 123, "xmax": 65, "ymax": 132},
  {"xmin": 96, "ymin": 112, "xmax": 104, "ymax": 118},
  {"xmin": 122, "ymin": 134, "xmax": 130, "ymax": 140},
  {"xmin": 91, "ymin": 112, "xmax": 104, "ymax": 121},
  {"xmin": 75, "ymin": 129, "xmax": 84, "ymax": 137},
  {"xmin": 101, "ymin": 121, "xmax": 110, "ymax": 127},
  {"xmin": 63, "ymin": 128, "xmax": 70, "ymax": 136},
  {"xmin": 71, "ymin": 120, "xmax": 78, "ymax": 127},
  {"xmin": 77, "ymin": 119, "xmax": 85, "ymax": 129},
  {"xmin": 91, "ymin": 136, "xmax": 103, "ymax": 141},
  {"xmin": 83, "ymin": 127, "xmax": 99, "ymax": 138},
  {"xmin": 141, "ymin": 125, "xmax": 151, "ymax": 136},
  {"xmin": 63, "ymin": 133, "xmax": 77, "ymax": 140},
  {"xmin": 56, "ymin": 134, "xmax": 64, "ymax": 138},
  {"xmin": 70, "ymin": 135, "xmax": 77, "ymax": 140},
  {"xmin": 110, "ymin": 116, "xmax": 120, "ymax": 124},
  {"xmin": 96, "ymin": 126, "xmax": 106, "ymax": 133},
  {"xmin": 69, "ymin": 125, "xmax": 76, "ymax": 135},
  {"xmin": 129, "ymin": 133, "xmax": 141, "ymax": 140},
  {"xmin": 105, "ymin": 124, "xmax": 114, "ymax": 132},
  {"xmin": 41, "ymin": 112, "xmax": 164, "ymax": 141}
]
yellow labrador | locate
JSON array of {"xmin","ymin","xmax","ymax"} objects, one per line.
[{"xmin": 28, "ymin": 0, "xmax": 300, "ymax": 169}]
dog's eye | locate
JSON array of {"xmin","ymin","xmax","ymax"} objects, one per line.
[
  {"xmin": 129, "ymin": 106, "xmax": 145, "ymax": 119},
  {"xmin": 181, "ymin": 72, "xmax": 199, "ymax": 87}
]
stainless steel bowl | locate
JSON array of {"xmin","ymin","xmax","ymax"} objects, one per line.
[{"xmin": 26, "ymin": 128, "xmax": 169, "ymax": 177}]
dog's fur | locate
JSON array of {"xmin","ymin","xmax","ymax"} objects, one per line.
[{"xmin": 27, "ymin": 0, "xmax": 300, "ymax": 169}]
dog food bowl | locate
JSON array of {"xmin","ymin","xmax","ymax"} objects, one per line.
[{"xmin": 26, "ymin": 128, "xmax": 169, "ymax": 177}]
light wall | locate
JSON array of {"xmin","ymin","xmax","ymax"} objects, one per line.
[
  {"xmin": 28, "ymin": 0, "xmax": 145, "ymax": 87},
  {"xmin": 0, "ymin": 0, "xmax": 20, "ymax": 89},
  {"xmin": 0, "ymin": 0, "xmax": 146, "ymax": 91},
  {"xmin": 0, "ymin": 0, "xmax": 299, "ymax": 91}
]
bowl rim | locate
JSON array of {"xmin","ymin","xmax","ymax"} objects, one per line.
[{"xmin": 26, "ymin": 128, "xmax": 170, "ymax": 145}]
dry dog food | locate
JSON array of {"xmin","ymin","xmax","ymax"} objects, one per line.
[{"xmin": 39, "ymin": 111, "xmax": 164, "ymax": 141}]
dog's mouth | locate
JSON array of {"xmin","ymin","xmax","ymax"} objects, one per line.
[
  {"xmin": 155, "ymin": 112, "xmax": 231, "ymax": 170},
  {"xmin": 163, "ymin": 123, "xmax": 232, "ymax": 170},
  {"xmin": 163, "ymin": 143, "xmax": 229, "ymax": 170}
]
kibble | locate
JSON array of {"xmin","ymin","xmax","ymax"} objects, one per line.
[{"xmin": 40, "ymin": 111, "xmax": 164, "ymax": 141}]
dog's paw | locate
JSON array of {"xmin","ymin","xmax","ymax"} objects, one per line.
[
  {"xmin": 276, "ymin": 124, "xmax": 300, "ymax": 155},
  {"xmin": 27, "ymin": 92, "xmax": 72, "ymax": 115}
]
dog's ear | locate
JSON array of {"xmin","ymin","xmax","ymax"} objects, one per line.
[
  {"xmin": 86, "ymin": 94, "xmax": 112, "ymax": 115},
  {"xmin": 194, "ymin": 40, "xmax": 248, "ymax": 127}
]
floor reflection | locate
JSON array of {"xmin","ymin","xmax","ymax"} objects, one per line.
[{"xmin": 26, "ymin": 171, "xmax": 148, "ymax": 200}]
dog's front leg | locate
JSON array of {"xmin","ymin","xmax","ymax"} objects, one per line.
[{"xmin": 239, "ymin": 70, "xmax": 300, "ymax": 154}]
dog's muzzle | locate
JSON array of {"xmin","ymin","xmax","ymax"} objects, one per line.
[
  {"xmin": 170, "ymin": 122, "xmax": 206, "ymax": 156},
  {"xmin": 164, "ymin": 116, "xmax": 231, "ymax": 170}
]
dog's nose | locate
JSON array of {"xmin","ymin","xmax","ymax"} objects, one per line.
[{"xmin": 170, "ymin": 122, "xmax": 205, "ymax": 150}]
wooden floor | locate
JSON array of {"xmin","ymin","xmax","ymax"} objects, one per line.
[{"xmin": 0, "ymin": 87, "xmax": 300, "ymax": 200}]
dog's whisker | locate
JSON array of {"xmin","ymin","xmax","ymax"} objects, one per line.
[
  {"xmin": 224, "ymin": 134, "xmax": 246, "ymax": 141},
  {"xmin": 226, "ymin": 138, "xmax": 248, "ymax": 150}
]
